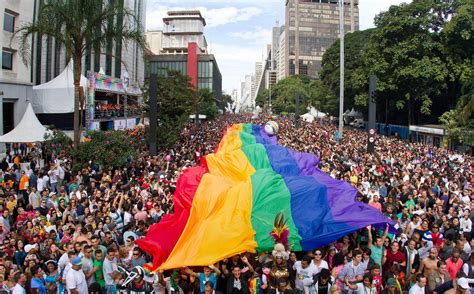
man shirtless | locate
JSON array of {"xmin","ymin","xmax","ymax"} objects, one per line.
[{"xmin": 419, "ymin": 248, "xmax": 439, "ymax": 278}]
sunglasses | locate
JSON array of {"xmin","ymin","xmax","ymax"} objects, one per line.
[{"xmin": 314, "ymin": 252, "xmax": 322, "ymax": 256}]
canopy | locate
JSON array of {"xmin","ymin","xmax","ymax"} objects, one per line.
[
  {"xmin": 301, "ymin": 113, "xmax": 315, "ymax": 123},
  {"xmin": 308, "ymin": 106, "xmax": 327, "ymax": 118},
  {"xmin": 32, "ymin": 62, "xmax": 88, "ymax": 113},
  {"xmin": 344, "ymin": 108, "xmax": 363, "ymax": 118},
  {"xmin": 0, "ymin": 103, "xmax": 52, "ymax": 143}
]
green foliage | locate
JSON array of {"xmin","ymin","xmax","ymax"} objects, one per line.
[
  {"xmin": 440, "ymin": 72, "xmax": 474, "ymax": 146},
  {"xmin": 364, "ymin": 1, "xmax": 449, "ymax": 125},
  {"xmin": 255, "ymin": 89, "xmax": 270, "ymax": 108},
  {"xmin": 197, "ymin": 88, "xmax": 219, "ymax": 120},
  {"xmin": 320, "ymin": 0, "xmax": 474, "ymax": 127},
  {"xmin": 267, "ymin": 76, "xmax": 338, "ymax": 116},
  {"xmin": 72, "ymin": 131, "xmax": 143, "ymax": 171},
  {"xmin": 321, "ymin": 29, "xmax": 374, "ymax": 111},
  {"xmin": 43, "ymin": 130, "xmax": 73, "ymax": 158},
  {"xmin": 154, "ymin": 71, "xmax": 198, "ymax": 148}
]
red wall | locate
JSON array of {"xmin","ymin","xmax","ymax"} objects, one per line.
[{"xmin": 187, "ymin": 42, "xmax": 198, "ymax": 88}]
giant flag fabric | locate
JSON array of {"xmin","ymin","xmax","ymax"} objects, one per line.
[{"xmin": 136, "ymin": 124, "xmax": 395, "ymax": 270}]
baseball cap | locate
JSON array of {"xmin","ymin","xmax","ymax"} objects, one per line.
[{"xmin": 72, "ymin": 256, "xmax": 83, "ymax": 266}]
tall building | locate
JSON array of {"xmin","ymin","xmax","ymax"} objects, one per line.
[
  {"xmin": 284, "ymin": 0, "xmax": 359, "ymax": 79},
  {"xmin": 147, "ymin": 10, "xmax": 222, "ymax": 105},
  {"xmin": 0, "ymin": 0, "xmax": 35, "ymax": 136},
  {"xmin": 161, "ymin": 10, "xmax": 207, "ymax": 54},
  {"xmin": 33, "ymin": 0, "xmax": 146, "ymax": 85},
  {"xmin": 271, "ymin": 23, "xmax": 281, "ymax": 71}
]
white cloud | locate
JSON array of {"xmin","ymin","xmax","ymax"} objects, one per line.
[
  {"xmin": 146, "ymin": 5, "xmax": 263, "ymax": 30},
  {"xmin": 230, "ymin": 27, "xmax": 272, "ymax": 43},
  {"xmin": 211, "ymin": 43, "xmax": 263, "ymax": 93},
  {"xmin": 359, "ymin": 0, "xmax": 412, "ymax": 30}
]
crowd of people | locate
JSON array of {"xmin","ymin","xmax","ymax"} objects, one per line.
[{"xmin": 0, "ymin": 114, "xmax": 472, "ymax": 294}]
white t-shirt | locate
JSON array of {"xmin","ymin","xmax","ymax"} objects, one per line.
[
  {"xmin": 103, "ymin": 257, "xmax": 118, "ymax": 285},
  {"xmin": 294, "ymin": 261, "xmax": 317, "ymax": 291},
  {"xmin": 11, "ymin": 283, "xmax": 26, "ymax": 294},
  {"xmin": 311, "ymin": 260, "xmax": 329, "ymax": 275},
  {"xmin": 354, "ymin": 283, "xmax": 376, "ymax": 294},
  {"xmin": 66, "ymin": 268, "xmax": 88, "ymax": 294},
  {"xmin": 408, "ymin": 283, "xmax": 425, "ymax": 294},
  {"xmin": 37, "ymin": 178, "xmax": 44, "ymax": 192}
]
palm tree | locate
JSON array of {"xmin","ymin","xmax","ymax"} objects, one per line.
[{"xmin": 16, "ymin": 0, "xmax": 146, "ymax": 149}]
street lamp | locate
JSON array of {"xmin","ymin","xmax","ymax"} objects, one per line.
[{"xmin": 338, "ymin": 0, "xmax": 345, "ymax": 140}]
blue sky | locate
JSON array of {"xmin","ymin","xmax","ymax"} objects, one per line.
[{"xmin": 146, "ymin": 0, "xmax": 411, "ymax": 94}]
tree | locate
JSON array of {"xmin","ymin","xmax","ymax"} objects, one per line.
[
  {"xmin": 320, "ymin": 29, "xmax": 374, "ymax": 112},
  {"xmin": 16, "ymin": 0, "xmax": 146, "ymax": 149},
  {"xmin": 155, "ymin": 71, "xmax": 198, "ymax": 148},
  {"xmin": 361, "ymin": 1, "xmax": 449, "ymax": 126},
  {"xmin": 197, "ymin": 88, "xmax": 219, "ymax": 120},
  {"xmin": 439, "ymin": 72, "xmax": 474, "ymax": 146}
]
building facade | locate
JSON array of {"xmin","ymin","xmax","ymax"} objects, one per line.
[
  {"xmin": 1, "ymin": 0, "xmax": 146, "ymax": 137},
  {"xmin": 0, "ymin": 0, "xmax": 35, "ymax": 136},
  {"xmin": 283, "ymin": 0, "xmax": 358, "ymax": 80},
  {"xmin": 148, "ymin": 46, "xmax": 222, "ymax": 103},
  {"xmin": 160, "ymin": 10, "xmax": 207, "ymax": 54},
  {"xmin": 33, "ymin": 0, "xmax": 146, "ymax": 85},
  {"xmin": 146, "ymin": 10, "xmax": 222, "ymax": 106}
]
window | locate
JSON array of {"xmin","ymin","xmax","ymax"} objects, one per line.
[
  {"xmin": 3, "ymin": 11, "xmax": 15, "ymax": 33},
  {"xmin": 2, "ymin": 49, "xmax": 13, "ymax": 70}
]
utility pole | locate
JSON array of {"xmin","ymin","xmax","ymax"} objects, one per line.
[
  {"xmin": 338, "ymin": 0, "xmax": 345, "ymax": 139},
  {"xmin": 294, "ymin": 0, "xmax": 300, "ymax": 76},
  {"xmin": 149, "ymin": 74, "xmax": 157, "ymax": 156}
]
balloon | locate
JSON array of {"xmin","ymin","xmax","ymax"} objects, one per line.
[
  {"xmin": 264, "ymin": 121, "xmax": 279, "ymax": 136},
  {"xmin": 165, "ymin": 155, "xmax": 171, "ymax": 161}
]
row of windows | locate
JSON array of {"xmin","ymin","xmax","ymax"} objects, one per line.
[
  {"xmin": 150, "ymin": 61, "xmax": 188, "ymax": 76},
  {"xmin": 198, "ymin": 61, "xmax": 213, "ymax": 78}
]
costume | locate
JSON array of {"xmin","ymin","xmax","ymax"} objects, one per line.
[{"xmin": 269, "ymin": 213, "xmax": 291, "ymax": 289}]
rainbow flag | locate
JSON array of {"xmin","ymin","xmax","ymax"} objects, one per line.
[{"xmin": 136, "ymin": 124, "xmax": 394, "ymax": 270}]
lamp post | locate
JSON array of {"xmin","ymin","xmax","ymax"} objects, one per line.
[{"xmin": 338, "ymin": 0, "xmax": 345, "ymax": 139}]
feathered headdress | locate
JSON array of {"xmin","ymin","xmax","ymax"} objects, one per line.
[{"xmin": 269, "ymin": 212, "xmax": 289, "ymax": 250}]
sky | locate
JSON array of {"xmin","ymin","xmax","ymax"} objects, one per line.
[{"xmin": 146, "ymin": 0, "xmax": 411, "ymax": 94}]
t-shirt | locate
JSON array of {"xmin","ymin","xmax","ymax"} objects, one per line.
[
  {"xmin": 370, "ymin": 245, "xmax": 383, "ymax": 267},
  {"xmin": 354, "ymin": 283, "xmax": 376, "ymax": 294},
  {"xmin": 294, "ymin": 261, "xmax": 317, "ymax": 291},
  {"xmin": 31, "ymin": 277, "xmax": 47, "ymax": 294},
  {"xmin": 11, "ymin": 283, "xmax": 26, "ymax": 294},
  {"xmin": 93, "ymin": 259, "xmax": 105, "ymax": 288},
  {"xmin": 384, "ymin": 251, "xmax": 406, "ymax": 273},
  {"xmin": 81, "ymin": 257, "xmax": 95, "ymax": 286},
  {"xmin": 66, "ymin": 268, "xmax": 88, "ymax": 294},
  {"xmin": 103, "ymin": 257, "xmax": 118, "ymax": 285}
]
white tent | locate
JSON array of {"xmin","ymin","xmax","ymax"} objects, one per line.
[
  {"xmin": 344, "ymin": 108, "xmax": 363, "ymax": 118},
  {"xmin": 308, "ymin": 106, "xmax": 327, "ymax": 118},
  {"xmin": 301, "ymin": 113, "xmax": 315, "ymax": 123},
  {"xmin": 0, "ymin": 103, "xmax": 52, "ymax": 143},
  {"xmin": 32, "ymin": 62, "xmax": 88, "ymax": 113}
]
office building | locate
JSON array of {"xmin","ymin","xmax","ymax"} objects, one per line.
[
  {"xmin": 147, "ymin": 10, "xmax": 222, "ymax": 104},
  {"xmin": 145, "ymin": 31, "xmax": 163, "ymax": 55},
  {"xmin": 283, "ymin": 0, "xmax": 359, "ymax": 79}
]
